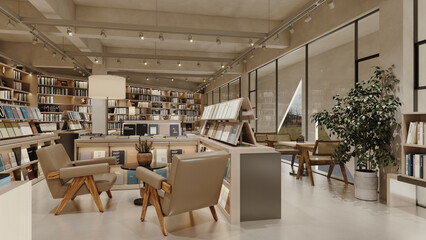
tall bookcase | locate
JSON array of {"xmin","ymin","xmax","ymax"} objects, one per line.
[
  {"xmin": 107, "ymin": 86, "xmax": 203, "ymax": 133},
  {"xmin": 0, "ymin": 62, "xmax": 36, "ymax": 107},
  {"xmin": 37, "ymin": 75, "xmax": 91, "ymax": 131}
]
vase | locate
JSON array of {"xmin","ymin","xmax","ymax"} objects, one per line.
[
  {"xmin": 354, "ymin": 170, "xmax": 378, "ymax": 201},
  {"xmin": 137, "ymin": 152, "xmax": 153, "ymax": 166}
]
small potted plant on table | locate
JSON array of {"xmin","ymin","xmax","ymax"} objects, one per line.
[
  {"xmin": 312, "ymin": 66, "xmax": 401, "ymax": 201},
  {"xmin": 135, "ymin": 137, "xmax": 153, "ymax": 166}
]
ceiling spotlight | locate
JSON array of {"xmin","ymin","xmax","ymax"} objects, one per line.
[
  {"xmin": 188, "ymin": 34, "xmax": 193, "ymax": 43},
  {"xmin": 216, "ymin": 36, "xmax": 221, "ymax": 45},
  {"xmin": 155, "ymin": 77, "xmax": 159, "ymax": 81},
  {"xmin": 289, "ymin": 25, "xmax": 295, "ymax": 34},
  {"xmin": 67, "ymin": 27, "xmax": 73, "ymax": 36},
  {"xmin": 249, "ymin": 39, "xmax": 254, "ymax": 47},
  {"xmin": 262, "ymin": 45, "xmax": 266, "ymax": 50},
  {"xmin": 221, "ymin": 63, "xmax": 225, "ymax": 69},
  {"xmin": 185, "ymin": 78, "xmax": 188, "ymax": 82},
  {"xmin": 73, "ymin": 66, "xmax": 77, "ymax": 71},
  {"xmin": 94, "ymin": 57, "xmax": 99, "ymax": 63},
  {"xmin": 117, "ymin": 58, "xmax": 121, "ymax": 63},
  {"xmin": 100, "ymin": 29, "xmax": 107, "ymax": 38},
  {"xmin": 61, "ymin": 56, "xmax": 65, "ymax": 62},
  {"xmin": 32, "ymin": 37, "xmax": 38, "ymax": 45},
  {"xmin": 197, "ymin": 62, "xmax": 201, "ymax": 67},
  {"xmin": 203, "ymin": 79, "xmax": 206, "ymax": 82},
  {"xmin": 6, "ymin": 19, "xmax": 15, "ymax": 29},
  {"xmin": 305, "ymin": 14, "xmax": 312, "ymax": 23},
  {"xmin": 52, "ymin": 51, "xmax": 56, "ymax": 57},
  {"xmin": 250, "ymin": 52, "xmax": 254, "ymax": 59},
  {"xmin": 243, "ymin": 59, "xmax": 247, "ymax": 63},
  {"xmin": 82, "ymin": 73, "xmax": 86, "ymax": 77},
  {"xmin": 139, "ymin": 32, "xmax": 144, "ymax": 40},
  {"xmin": 236, "ymin": 61, "xmax": 240, "ymax": 67},
  {"xmin": 146, "ymin": 77, "xmax": 149, "ymax": 81},
  {"xmin": 78, "ymin": 70, "xmax": 82, "ymax": 73},
  {"xmin": 43, "ymin": 45, "xmax": 48, "ymax": 51},
  {"xmin": 171, "ymin": 78, "xmax": 174, "ymax": 82},
  {"xmin": 143, "ymin": 60, "xmax": 148, "ymax": 66},
  {"xmin": 157, "ymin": 59, "xmax": 161, "ymax": 65},
  {"xmin": 159, "ymin": 33, "xmax": 164, "ymax": 41},
  {"xmin": 177, "ymin": 61, "xmax": 181, "ymax": 67},
  {"xmin": 328, "ymin": 0, "xmax": 335, "ymax": 9}
]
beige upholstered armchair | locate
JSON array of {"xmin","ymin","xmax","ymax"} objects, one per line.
[
  {"xmin": 37, "ymin": 144, "xmax": 117, "ymax": 215},
  {"xmin": 136, "ymin": 151, "xmax": 229, "ymax": 236}
]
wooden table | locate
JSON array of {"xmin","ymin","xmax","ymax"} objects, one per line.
[{"xmin": 274, "ymin": 141, "xmax": 315, "ymax": 178}]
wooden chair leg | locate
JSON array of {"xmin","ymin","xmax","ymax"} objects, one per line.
[
  {"xmin": 140, "ymin": 187, "xmax": 151, "ymax": 222},
  {"xmin": 55, "ymin": 177, "xmax": 85, "ymax": 215},
  {"xmin": 209, "ymin": 206, "xmax": 218, "ymax": 221},
  {"xmin": 85, "ymin": 175, "xmax": 104, "ymax": 212},
  {"xmin": 150, "ymin": 186, "xmax": 167, "ymax": 236},
  {"xmin": 71, "ymin": 195, "xmax": 77, "ymax": 200},
  {"xmin": 290, "ymin": 154, "xmax": 296, "ymax": 172},
  {"xmin": 106, "ymin": 190, "xmax": 112, "ymax": 198},
  {"xmin": 339, "ymin": 163, "xmax": 349, "ymax": 184},
  {"xmin": 327, "ymin": 164, "xmax": 335, "ymax": 178},
  {"xmin": 303, "ymin": 153, "xmax": 315, "ymax": 186},
  {"xmin": 296, "ymin": 156, "xmax": 305, "ymax": 179}
]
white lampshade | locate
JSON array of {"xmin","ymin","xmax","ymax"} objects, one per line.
[{"xmin": 89, "ymin": 75, "xmax": 126, "ymax": 99}]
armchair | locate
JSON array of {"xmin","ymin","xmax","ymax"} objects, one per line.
[
  {"xmin": 136, "ymin": 151, "xmax": 229, "ymax": 236},
  {"xmin": 37, "ymin": 144, "xmax": 117, "ymax": 215}
]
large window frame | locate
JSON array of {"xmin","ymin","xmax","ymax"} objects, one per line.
[
  {"xmin": 414, "ymin": 0, "xmax": 426, "ymax": 111},
  {"xmin": 205, "ymin": 77, "xmax": 241, "ymax": 105}
]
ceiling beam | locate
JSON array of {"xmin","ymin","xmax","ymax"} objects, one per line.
[
  {"xmin": 108, "ymin": 70, "xmax": 211, "ymax": 79},
  {"xmin": 21, "ymin": 17, "xmax": 267, "ymax": 39},
  {"xmin": 65, "ymin": 51, "xmax": 234, "ymax": 63}
]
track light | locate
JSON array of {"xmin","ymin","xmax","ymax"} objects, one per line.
[
  {"xmin": 188, "ymin": 34, "xmax": 193, "ymax": 43},
  {"xmin": 216, "ymin": 37, "xmax": 221, "ymax": 45},
  {"xmin": 171, "ymin": 78, "xmax": 174, "ymax": 82},
  {"xmin": 67, "ymin": 27, "xmax": 73, "ymax": 36},
  {"xmin": 117, "ymin": 58, "xmax": 121, "ymax": 63},
  {"xmin": 157, "ymin": 59, "xmax": 161, "ymax": 65},
  {"xmin": 236, "ymin": 61, "xmax": 240, "ymax": 67},
  {"xmin": 250, "ymin": 52, "xmax": 254, "ymax": 59},
  {"xmin": 143, "ymin": 60, "xmax": 148, "ymax": 66},
  {"xmin": 262, "ymin": 45, "xmax": 266, "ymax": 50},
  {"xmin": 146, "ymin": 77, "xmax": 149, "ymax": 81},
  {"xmin": 32, "ymin": 37, "xmax": 38, "ymax": 45},
  {"xmin": 139, "ymin": 32, "xmax": 144, "ymax": 40},
  {"xmin": 159, "ymin": 33, "xmax": 164, "ymax": 41},
  {"xmin": 249, "ymin": 39, "xmax": 254, "ymax": 47},
  {"xmin": 185, "ymin": 78, "xmax": 188, "ymax": 82},
  {"xmin": 43, "ymin": 45, "xmax": 48, "ymax": 51},
  {"xmin": 197, "ymin": 62, "xmax": 201, "ymax": 67},
  {"xmin": 328, "ymin": 0, "xmax": 335, "ymax": 9},
  {"xmin": 61, "ymin": 56, "xmax": 65, "ymax": 62},
  {"xmin": 221, "ymin": 63, "xmax": 225, "ymax": 69},
  {"xmin": 52, "ymin": 51, "xmax": 56, "ymax": 57},
  {"xmin": 305, "ymin": 14, "xmax": 312, "ymax": 23},
  {"xmin": 82, "ymin": 73, "xmax": 86, "ymax": 77},
  {"xmin": 155, "ymin": 77, "xmax": 159, "ymax": 81},
  {"xmin": 243, "ymin": 59, "xmax": 247, "ymax": 63},
  {"xmin": 6, "ymin": 19, "xmax": 15, "ymax": 29},
  {"xmin": 289, "ymin": 25, "xmax": 295, "ymax": 34},
  {"xmin": 100, "ymin": 29, "xmax": 107, "ymax": 38},
  {"xmin": 177, "ymin": 61, "xmax": 181, "ymax": 67},
  {"xmin": 203, "ymin": 79, "xmax": 206, "ymax": 82},
  {"xmin": 73, "ymin": 66, "xmax": 77, "ymax": 71},
  {"xmin": 78, "ymin": 70, "xmax": 82, "ymax": 73},
  {"xmin": 94, "ymin": 57, "xmax": 99, "ymax": 63}
]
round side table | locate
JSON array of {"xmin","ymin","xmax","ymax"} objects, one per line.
[{"xmin": 121, "ymin": 162, "xmax": 167, "ymax": 206}]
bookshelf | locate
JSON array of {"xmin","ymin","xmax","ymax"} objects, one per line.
[
  {"xmin": 107, "ymin": 86, "xmax": 203, "ymax": 133},
  {"xmin": 0, "ymin": 62, "xmax": 36, "ymax": 107},
  {"xmin": 37, "ymin": 75, "xmax": 91, "ymax": 131}
]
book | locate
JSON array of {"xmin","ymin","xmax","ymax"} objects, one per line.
[
  {"xmin": 26, "ymin": 165, "xmax": 35, "ymax": 180},
  {"xmin": 80, "ymin": 151, "xmax": 92, "ymax": 160},
  {"xmin": 419, "ymin": 122, "xmax": 424, "ymax": 145},
  {"xmin": 149, "ymin": 124, "xmax": 159, "ymax": 136},
  {"xmin": 93, "ymin": 151, "xmax": 106, "ymax": 158},
  {"xmin": 228, "ymin": 123, "xmax": 241, "ymax": 144},
  {"xmin": 156, "ymin": 149, "xmax": 168, "ymax": 163},
  {"xmin": 11, "ymin": 122, "xmax": 22, "ymax": 136},
  {"xmin": 159, "ymin": 124, "xmax": 170, "ymax": 136},
  {"xmin": 414, "ymin": 154, "xmax": 420, "ymax": 178},
  {"xmin": 3, "ymin": 105, "xmax": 14, "ymax": 119},
  {"xmin": 209, "ymin": 122, "xmax": 218, "ymax": 138},
  {"xmin": 406, "ymin": 153, "xmax": 413, "ymax": 176},
  {"xmin": 214, "ymin": 124, "xmax": 225, "ymax": 140},
  {"xmin": 170, "ymin": 124, "xmax": 179, "ymax": 136},
  {"xmin": 8, "ymin": 152, "xmax": 18, "ymax": 167},
  {"xmin": 185, "ymin": 123, "xmax": 193, "ymax": 131},
  {"xmin": 407, "ymin": 122, "xmax": 417, "ymax": 144},
  {"xmin": 4, "ymin": 123, "xmax": 15, "ymax": 137},
  {"xmin": 0, "ymin": 155, "xmax": 4, "ymax": 171},
  {"xmin": 123, "ymin": 124, "xmax": 136, "ymax": 136},
  {"xmin": 20, "ymin": 107, "xmax": 29, "ymax": 119},
  {"xmin": 0, "ymin": 174, "xmax": 11, "ymax": 187},
  {"xmin": 1, "ymin": 153, "xmax": 11, "ymax": 170},
  {"xmin": 112, "ymin": 150, "xmax": 125, "ymax": 165},
  {"xmin": 25, "ymin": 106, "xmax": 34, "ymax": 119},
  {"xmin": 136, "ymin": 124, "xmax": 148, "ymax": 135},
  {"xmin": 421, "ymin": 155, "xmax": 424, "ymax": 179},
  {"xmin": 16, "ymin": 107, "xmax": 23, "ymax": 119},
  {"xmin": 10, "ymin": 106, "xmax": 20, "ymax": 119},
  {"xmin": 27, "ymin": 147, "xmax": 38, "ymax": 161},
  {"xmin": 0, "ymin": 106, "xmax": 6, "ymax": 119},
  {"xmin": 225, "ymin": 193, "xmax": 231, "ymax": 214},
  {"xmin": 220, "ymin": 125, "xmax": 233, "ymax": 142},
  {"xmin": 19, "ymin": 122, "xmax": 33, "ymax": 135},
  {"xmin": 170, "ymin": 149, "xmax": 182, "ymax": 163},
  {"xmin": 0, "ymin": 122, "xmax": 9, "ymax": 138},
  {"xmin": 127, "ymin": 170, "xmax": 138, "ymax": 184},
  {"xmin": 21, "ymin": 149, "xmax": 30, "ymax": 164}
]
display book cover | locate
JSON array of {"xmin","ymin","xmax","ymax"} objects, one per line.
[
  {"xmin": 136, "ymin": 124, "xmax": 148, "ymax": 136},
  {"xmin": 170, "ymin": 149, "xmax": 183, "ymax": 163},
  {"xmin": 123, "ymin": 124, "xmax": 136, "ymax": 136},
  {"xmin": 127, "ymin": 170, "xmax": 138, "ymax": 184},
  {"xmin": 0, "ymin": 173, "xmax": 11, "ymax": 187},
  {"xmin": 1, "ymin": 153, "xmax": 11, "ymax": 170},
  {"xmin": 112, "ymin": 150, "xmax": 125, "ymax": 165},
  {"xmin": 169, "ymin": 124, "xmax": 179, "ymax": 136},
  {"xmin": 149, "ymin": 124, "xmax": 159, "ymax": 136}
]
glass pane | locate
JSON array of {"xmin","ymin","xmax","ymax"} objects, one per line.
[
  {"xmin": 308, "ymin": 24, "xmax": 355, "ymax": 141},
  {"xmin": 213, "ymin": 89, "xmax": 219, "ymax": 104},
  {"xmin": 249, "ymin": 71, "xmax": 256, "ymax": 91},
  {"xmin": 420, "ymin": 44, "xmax": 426, "ymax": 87},
  {"xmin": 358, "ymin": 57, "xmax": 380, "ymax": 83},
  {"xmin": 229, "ymin": 79, "xmax": 240, "ymax": 100},
  {"xmin": 257, "ymin": 61, "xmax": 276, "ymax": 133},
  {"xmin": 249, "ymin": 91, "xmax": 256, "ymax": 108},
  {"xmin": 358, "ymin": 12, "xmax": 379, "ymax": 58},
  {"xmin": 277, "ymin": 47, "xmax": 305, "ymax": 139},
  {"xmin": 205, "ymin": 92, "xmax": 209, "ymax": 106},
  {"xmin": 418, "ymin": 0, "xmax": 426, "ymax": 41},
  {"xmin": 418, "ymin": 90, "xmax": 426, "ymax": 112},
  {"xmin": 220, "ymin": 85, "xmax": 229, "ymax": 102}
]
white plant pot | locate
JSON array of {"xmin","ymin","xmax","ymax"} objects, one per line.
[{"xmin": 354, "ymin": 170, "xmax": 378, "ymax": 201}]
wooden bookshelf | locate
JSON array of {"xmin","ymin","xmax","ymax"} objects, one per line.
[{"xmin": 0, "ymin": 62, "xmax": 37, "ymax": 107}]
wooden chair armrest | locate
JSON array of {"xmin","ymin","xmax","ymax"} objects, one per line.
[
  {"xmin": 162, "ymin": 182, "xmax": 172, "ymax": 194},
  {"xmin": 46, "ymin": 171, "xmax": 60, "ymax": 180}
]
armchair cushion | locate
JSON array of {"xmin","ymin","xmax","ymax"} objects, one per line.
[
  {"xmin": 59, "ymin": 163, "xmax": 109, "ymax": 179},
  {"xmin": 136, "ymin": 167, "xmax": 166, "ymax": 189},
  {"xmin": 74, "ymin": 157, "xmax": 117, "ymax": 166}
]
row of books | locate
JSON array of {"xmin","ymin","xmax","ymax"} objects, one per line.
[
  {"xmin": 109, "ymin": 115, "xmax": 128, "ymax": 121},
  {"xmin": 0, "ymin": 90, "xmax": 11, "ymax": 100},
  {"xmin": 135, "ymin": 108, "xmax": 149, "ymax": 115},
  {"xmin": 151, "ymin": 115, "xmax": 168, "ymax": 120},
  {"xmin": 152, "ymin": 109, "xmax": 169, "ymax": 115},
  {"xmin": 39, "ymin": 123, "xmax": 57, "ymax": 131},
  {"xmin": 170, "ymin": 91, "xmax": 184, "ymax": 97},
  {"xmin": 0, "ymin": 105, "xmax": 42, "ymax": 120},
  {"xmin": 13, "ymin": 70, "xmax": 22, "ymax": 80},
  {"xmin": 173, "ymin": 110, "xmax": 186, "ymax": 116},
  {"xmin": 186, "ymin": 110, "xmax": 200, "ymax": 116},
  {"xmin": 74, "ymin": 80, "xmax": 88, "ymax": 89},
  {"xmin": 189, "ymin": 104, "xmax": 201, "ymax": 110},
  {"xmin": 13, "ymin": 81, "xmax": 23, "ymax": 90},
  {"xmin": 170, "ymin": 97, "xmax": 184, "ymax": 103},
  {"xmin": 123, "ymin": 123, "xmax": 180, "ymax": 136},
  {"xmin": 66, "ymin": 111, "xmax": 90, "ymax": 121},
  {"xmin": 135, "ymin": 102, "xmax": 149, "ymax": 108},
  {"xmin": 178, "ymin": 105, "xmax": 186, "ymax": 110},
  {"xmin": 67, "ymin": 121, "xmax": 83, "ymax": 130},
  {"xmin": 0, "ymin": 147, "xmax": 37, "ymax": 171},
  {"xmin": 108, "ymin": 122, "xmax": 121, "ymax": 129},
  {"xmin": 38, "ymin": 76, "xmax": 58, "ymax": 86},
  {"xmin": 129, "ymin": 87, "xmax": 150, "ymax": 94},
  {"xmin": 16, "ymin": 93, "xmax": 27, "ymax": 102},
  {"xmin": 41, "ymin": 113, "xmax": 62, "ymax": 122},
  {"xmin": 152, "ymin": 96, "xmax": 164, "ymax": 102},
  {"xmin": 406, "ymin": 122, "xmax": 426, "ymax": 145},
  {"xmin": 186, "ymin": 116, "xmax": 200, "ymax": 121},
  {"xmin": 169, "ymin": 115, "xmax": 180, "ymax": 120},
  {"xmin": 38, "ymin": 96, "xmax": 53, "ymax": 103},
  {"xmin": 152, "ymin": 102, "xmax": 163, "ymax": 108},
  {"xmin": 74, "ymin": 89, "xmax": 88, "ymax": 97},
  {"xmin": 219, "ymin": 185, "xmax": 230, "ymax": 214},
  {"xmin": 114, "ymin": 108, "xmax": 128, "ymax": 114},
  {"xmin": 39, "ymin": 104, "xmax": 59, "ymax": 112},
  {"xmin": 74, "ymin": 106, "xmax": 91, "ymax": 113},
  {"xmin": 202, "ymin": 122, "xmax": 242, "ymax": 145},
  {"xmin": 406, "ymin": 154, "xmax": 425, "ymax": 179},
  {"xmin": 201, "ymin": 98, "xmax": 241, "ymax": 120},
  {"xmin": 152, "ymin": 89, "xmax": 168, "ymax": 96},
  {"xmin": 38, "ymin": 86, "xmax": 71, "ymax": 95},
  {"xmin": 0, "ymin": 122, "xmax": 34, "ymax": 138}
]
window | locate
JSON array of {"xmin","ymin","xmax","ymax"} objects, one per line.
[
  {"xmin": 229, "ymin": 78, "xmax": 241, "ymax": 100},
  {"xmin": 416, "ymin": 0, "xmax": 426, "ymax": 112},
  {"xmin": 220, "ymin": 84, "xmax": 229, "ymax": 102},
  {"xmin": 257, "ymin": 61, "xmax": 276, "ymax": 133}
]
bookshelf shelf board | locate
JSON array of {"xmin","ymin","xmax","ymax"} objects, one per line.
[
  {"xmin": 0, "ymin": 160, "xmax": 39, "ymax": 174},
  {"xmin": 0, "ymin": 85, "xmax": 13, "ymax": 91},
  {"xmin": 40, "ymin": 112, "xmax": 62, "ymax": 114},
  {"xmin": 0, "ymin": 98, "xmax": 12, "ymax": 101},
  {"xmin": 38, "ymin": 102, "xmax": 74, "ymax": 106},
  {"xmin": 38, "ymin": 84, "xmax": 73, "ymax": 89},
  {"xmin": 13, "ymin": 89, "xmax": 30, "ymax": 94},
  {"xmin": 402, "ymin": 144, "xmax": 426, "ymax": 149},
  {"xmin": 38, "ymin": 93, "xmax": 73, "ymax": 97},
  {"xmin": 13, "ymin": 100, "xmax": 30, "ymax": 104},
  {"xmin": 397, "ymin": 175, "xmax": 426, "ymax": 187}
]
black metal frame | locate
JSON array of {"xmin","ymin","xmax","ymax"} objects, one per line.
[
  {"xmin": 414, "ymin": 0, "xmax": 426, "ymax": 112},
  {"xmin": 205, "ymin": 77, "xmax": 242, "ymax": 106}
]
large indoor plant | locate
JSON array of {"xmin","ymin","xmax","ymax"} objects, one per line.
[
  {"xmin": 312, "ymin": 66, "xmax": 401, "ymax": 201},
  {"xmin": 135, "ymin": 137, "xmax": 154, "ymax": 166}
]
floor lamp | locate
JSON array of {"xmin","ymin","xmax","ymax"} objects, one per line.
[{"xmin": 88, "ymin": 75, "xmax": 126, "ymax": 135}]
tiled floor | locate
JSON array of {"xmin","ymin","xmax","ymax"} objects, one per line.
[{"xmin": 32, "ymin": 162, "xmax": 426, "ymax": 240}]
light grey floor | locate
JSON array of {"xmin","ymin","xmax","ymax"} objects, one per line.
[{"xmin": 32, "ymin": 163, "xmax": 426, "ymax": 240}]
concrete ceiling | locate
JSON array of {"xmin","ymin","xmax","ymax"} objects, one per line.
[{"xmin": 0, "ymin": 0, "xmax": 315, "ymax": 91}]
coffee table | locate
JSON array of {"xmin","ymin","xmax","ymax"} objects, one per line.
[{"xmin": 121, "ymin": 162, "xmax": 167, "ymax": 205}]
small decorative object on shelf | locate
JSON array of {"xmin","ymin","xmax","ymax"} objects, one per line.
[{"xmin": 135, "ymin": 136, "xmax": 153, "ymax": 166}]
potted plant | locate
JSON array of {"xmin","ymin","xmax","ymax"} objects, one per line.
[
  {"xmin": 312, "ymin": 66, "xmax": 401, "ymax": 201},
  {"xmin": 135, "ymin": 137, "xmax": 154, "ymax": 166}
]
